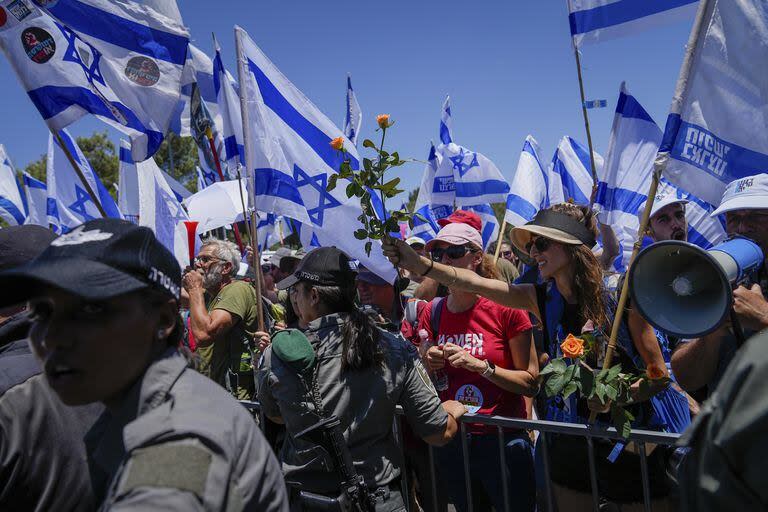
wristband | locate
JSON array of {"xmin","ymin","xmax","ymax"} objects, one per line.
[
  {"xmin": 420, "ymin": 258, "xmax": 434, "ymax": 277},
  {"xmin": 481, "ymin": 360, "xmax": 496, "ymax": 378}
]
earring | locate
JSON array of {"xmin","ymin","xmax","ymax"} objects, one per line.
[{"xmin": 156, "ymin": 329, "xmax": 165, "ymax": 341}]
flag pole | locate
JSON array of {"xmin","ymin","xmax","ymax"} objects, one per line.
[
  {"xmin": 572, "ymin": 43, "xmax": 600, "ymax": 204},
  {"xmin": 52, "ymin": 130, "xmax": 108, "ymax": 218},
  {"xmin": 492, "ymin": 217, "xmax": 508, "ymax": 264},
  {"xmin": 204, "ymin": 126, "xmax": 245, "ymax": 252},
  {"xmin": 234, "ymin": 25, "xmax": 264, "ymax": 332},
  {"xmin": 588, "ymin": 0, "xmax": 711, "ymax": 423}
]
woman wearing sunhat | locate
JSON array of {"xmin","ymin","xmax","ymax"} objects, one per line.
[
  {"xmin": 404, "ymin": 220, "xmax": 539, "ymax": 512},
  {"xmin": 383, "ymin": 203, "xmax": 676, "ymax": 511}
]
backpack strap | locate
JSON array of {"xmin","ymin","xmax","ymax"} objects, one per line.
[
  {"xmin": 430, "ymin": 296, "xmax": 445, "ymax": 338},
  {"xmin": 534, "ymin": 283, "xmax": 550, "ymax": 350}
]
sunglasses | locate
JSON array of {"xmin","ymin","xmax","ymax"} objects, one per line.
[
  {"xmin": 431, "ymin": 244, "xmax": 477, "ymax": 261},
  {"xmin": 524, "ymin": 237, "xmax": 552, "ymax": 255}
]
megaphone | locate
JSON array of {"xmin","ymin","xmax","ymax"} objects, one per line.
[{"xmin": 628, "ymin": 237, "xmax": 764, "ymax": 338}]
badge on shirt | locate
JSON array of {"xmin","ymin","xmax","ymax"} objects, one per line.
[
  {"xmin": 455, "ymin": 384, "xmax": 483, "ymax": 414},
  {"xmin": 415, "ymin": 359, "xmax": 438, "ymax": 397}
]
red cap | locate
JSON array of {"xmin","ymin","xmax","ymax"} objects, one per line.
[{"xmin": 437, "ymin": 210, "xmax": 482, "ymax": 232}]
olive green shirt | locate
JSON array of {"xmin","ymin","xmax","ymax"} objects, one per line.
[{"xmin": 495, "ymin": 257, "xmax": 520, "ymax": 284}]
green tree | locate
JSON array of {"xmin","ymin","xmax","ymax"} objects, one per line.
[
  {"xmin": 153, "ymin": 132, "xmax": 200, "ymax": 192},
  {"xmin": 24, "ymin": 154, "xmax": 46, "ymax": 182},
  {"xmin": 406, "ymin": 186, "xmax": 419, "ymax": 212},
  {"xmin": 76, "ymin": 131, "xmax": 118, "ymax": 197}
]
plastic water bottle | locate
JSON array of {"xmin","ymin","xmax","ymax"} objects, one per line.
[{"xmin": 418, "ymin": 329, "xmax": 449, "ymax": 392}]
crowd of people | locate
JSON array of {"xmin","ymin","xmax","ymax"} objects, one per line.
[{"xmin": 1, "ymin": 173, "xmax": 767, "ymax": 511}]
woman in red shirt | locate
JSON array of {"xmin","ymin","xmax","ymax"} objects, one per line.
[{"xmin": 410, "ymin": 221, "xmax": 539, "ymax": 512}]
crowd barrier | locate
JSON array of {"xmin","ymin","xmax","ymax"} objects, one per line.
[{"xmin": 239, "ymin": 401, "xmax": 681, "ymax": 512}]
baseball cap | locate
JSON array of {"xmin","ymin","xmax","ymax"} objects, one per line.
[
  {"xmin": 276, "ymin": 246, "xmax": 358, "ymax": 290},
  {"xmin": 711, "ymin": 173, "xmax": 768, "ymax": 216},
  {"xmin": 270, "ymin": 247, "xmax": 294, "ymax": 267},
  {"xmin": 511, "ymin": 209, "xmax": 597, "ymax": 253},
  {"xmin": 639, "ymin": 190, "xmax": 688, "ymax": 220},
  {"xmin": 0, "ymin": 225, "xmax": 57, "ymax": 272},
  {"xmin": 425, "ymin": 222, "xmax": 484, "ymax": 252},
  {"xmin": 405, "ymin": 236, "xmax": 426, "ymax": 247},
  {"xmin": 0, "ymin": 219, "xmax": 182, "ymax": 307},
  {"xmin": 437, "ymin": 210, "xmax": 482, "ymax": 232}
]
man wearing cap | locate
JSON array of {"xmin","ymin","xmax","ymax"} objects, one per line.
[
  {"xmin": 357, "ymin": 266, "xmax": 399, "ymax": 327},
  {"xmin": 644, "ymin": 190, "xmax": 689, "ymax": 243},
  {"xmin": 0, "ymin": 225, "xmax": 103, "ymax": 511},
  {"xmin": 259, "ymin": 247, "xmax": 465, "ymax": 510},
  {"xmin": 672, "ymin": 174, "xmax": 768, "ymax": 395},
  {"xmin": 184, "ymin": 239, "xmax": 263, "ymax": 399},
  {"xmin": 0, "ymin": 219, "xmax": 288, "ymax": 510}
]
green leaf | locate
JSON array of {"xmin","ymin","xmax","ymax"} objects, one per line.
[
  {"xmin": 539, "ymin": 364, "xmax": 557, "ymax": 377},
  {"xmin": 563, "ymin": 363, "xmax": 577, "ymax": 382},
  {"xmin": 580, "ymin": 367, "xmax": 595, "ymax": 397},
  {"xmin": 345, "ymin": 182, "xmax": 356, "ymax": 198},
  {"xmin": 595, "ymin": 382, "xmax": 607, "ymax": 404},
  {"xmin": 326, "ymin": 174, "xmax": 338, "ymax": 192},
  {"xmin": 364, "ymin": 241, "xmax": 372, "ymax": 256},
  {"xmin": 544, "ymin": 373, "xmax": 567, "ymax": 397},
  {"xmin": 611, "ymin": 405, "xmax": 633, "ymax": 440},
  {"xmin": 562, "ymin": 381, "xmax": 578, "ymax": 399},
  {"xmin": 549, "ymin": 358, "xmax": 567, "ymax": 374},
  {"xmin": 362, "ymin": 139, "xmax": 376, "ymax": 149},
  {"xmin": 363, "ymin": 158, "xmax": 373, "ymax": 171},
  {"xmin": 354, "ymin": 229, "xmax": 368, "ymax": 240},
  {"xmin": 607, "ymin": 364, "xmax": 622, "ymax": 380},
  {"xmin": 605, "ymin": 384, "xmax": 618, "ymax": 401}
]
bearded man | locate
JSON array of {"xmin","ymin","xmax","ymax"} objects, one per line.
[{"xmin": 183, "ymin": 239, "xmax": 260, "ymax": 398}]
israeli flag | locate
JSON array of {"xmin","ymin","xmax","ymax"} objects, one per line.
[
  {"xmin": 137, "ymin": 156, "xmax": 194, "ymax": 267},
  {"xmin": 344, "ymin": 75, "xmax": 362, "ymax": 147},
  {"xmin": 173, "ymin": 44, "xmax": 223, "ymax": 138},
  {"xmin": 440, "ymin": 96, "xmax": 453, "ymax": 145},
  {"xmin": 46, "ymin": 130, "xmax": 121, "ymax": 234},
  {"xmin": 436, "ymin": 143, "xmax": 509, "ymax": 206},
  {"xmin": 22, "ymin": 172, "xmax": 47, "ymax": 227},
  {"xmin": 0, "ymin": 144, "xmax": 26, "ymax": 226},
  {"xmin": 549, "ymin": 136, "xmax": 602, "ymax": 205},
  {"xmin": 567, "ymin": 0, "xmax": 699, "ymax": 47},
  {"xmin": 117, "ymin": 139, "xmax": 139, "ymax": 221},
  {"xmin": 465, "ymin": 204, "xmax": 499, "ymax": 250},
  {"xmin": 659, "ymin": 0, "xmax": 768, "ymax": 206},
  {"xmin": 235, "ymin": 26, "xmax": 396, "ymax": 283},
  {"xmin": 160, "ymin": 169, "xmax": 192, "ymax": 204},
  {"xmin": 195, "ymin": 166, "xmax": 214, "ymax": 192},
  {"xmin": 255, "ymin": 212, "xmax": 278, "ymax": 252},
  {"xmin": 1, "ymin": 1, "xmax": 189, "ymax": 161},
  {"xmin": 411, "ymin": 143, "xmax": 448, "ymax": 243},
  {"xmin": 504, "ymin": 135, "xmax": 548, "ymax": 227},
  {"xmin": 213, "ymin": 34, "xmax": 244, "ymax": 178},
  {"xmin": 598, "ymin": 83, "xmax": 724, "ymax": 269}
]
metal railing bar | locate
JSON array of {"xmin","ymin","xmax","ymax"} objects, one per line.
[
  {"xmin": 586, "ymin": 436, "xmax": 600, "ymax": 512},
  {"xmin": 638, "ymin": 441, "xmax": 652, "ymax": 512},
  {"xmin": 497, "ymin": 426, "xmax": 511, "ymax": 512},
  {"xmin": 427, "ymin": 444, "xmax": 438, "ymax": 512},
  {"xmin": 539, "ymin": 432, "xmax": 555, "ymax": 512},
  {"xmin": 460, "ymin": 422, "xmax": 473, "ymax": 512}
]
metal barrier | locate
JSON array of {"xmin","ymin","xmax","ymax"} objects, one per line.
[{"xmin": 239, "ymin": 401, "xmax": 681, "ymax": 512}]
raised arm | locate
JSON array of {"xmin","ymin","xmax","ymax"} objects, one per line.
[{"xmin": 382, "ymin": 238, "xmax": 538, "ymax": 314}]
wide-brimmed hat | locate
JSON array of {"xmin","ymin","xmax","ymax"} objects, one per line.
[
  {"xmin": 425, "ymin": 222, "xmax": 483, "ymax": 252},
  {"xmin": 711, "ymin": 173, "xmax": 768, "ymax": 216},
  {"xmin": 511, "ymin": 209, "xmax": 596, "ymax": 253}
]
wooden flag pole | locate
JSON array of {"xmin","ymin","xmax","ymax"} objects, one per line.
[
  {"xmin": 52, "ymin": 130, "xmax": 108, "ymax": 218},
  {"xmin": 492, "ymin": 217, "xmax": 509, "ymax": 265},
  {"xmin": 235, "ymin": 26, "xmax": 265, "ymax": 332},
  {"xmin": 572, "ymin": 44, "xmax": 600, "ymax": 205}
]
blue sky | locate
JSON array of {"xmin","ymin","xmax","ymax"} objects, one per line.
[{"xmin": 0, "ymin": 1, "xmax": 693, "ymax": 204}]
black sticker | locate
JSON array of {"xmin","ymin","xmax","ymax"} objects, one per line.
[
  {"xmin": 124, "ymin": 56, "xmax": 160, "ymax": 86},
  {"xmin": 21, "ymin": 27, "xmax": 56, "ymax": 64}
]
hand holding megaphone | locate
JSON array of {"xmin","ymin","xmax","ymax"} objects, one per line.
[{"xmin": 732, "ymin": 283, "xmax": 768, "ymax": 331}]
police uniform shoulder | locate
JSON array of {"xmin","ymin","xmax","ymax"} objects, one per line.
[{"xmin": 377, "ymin": 327, "xmax": 418, "ymax": 360}]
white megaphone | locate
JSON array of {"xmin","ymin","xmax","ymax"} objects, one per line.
[{"xmin": 628, "ymin": 236, "xmax": 764, "ymax": 338}]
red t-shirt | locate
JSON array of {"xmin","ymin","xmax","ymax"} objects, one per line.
[{"xmin": 414, "ymin": 296, "xmax": 532, "ymax": 433}]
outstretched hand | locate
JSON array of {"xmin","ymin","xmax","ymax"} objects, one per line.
[{"xmin": 381, "ymin": 236, "xmax": 426, "ymax": 274}]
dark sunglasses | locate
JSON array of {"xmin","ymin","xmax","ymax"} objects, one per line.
[
  {"xmin": 524, "ymin": 237, "xmax": 552, "ymax": 255},
  {"xmin": 431, "ymin": 244, "xmax": 477, "ymax": 261}
]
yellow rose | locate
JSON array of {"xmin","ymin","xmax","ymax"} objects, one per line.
[
  {"xmin": 560, "ymin": 334, "xmax": 585, "ymax": 359},
  {"xmin": 329, "ymin": 136, "xmax": 344, "ymax": 151},
  {"xmin": 376, "ymin": 114, "xmax": 391, "ymax": 129}
]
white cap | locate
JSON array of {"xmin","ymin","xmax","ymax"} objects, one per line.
[
  {"xmin": 711, "ymin": 173, "xmax": 768, "ymax": 216},
  {"xmin": 269, "ymin": 247, "xmax": 294, "ymax": 266},
  {"xmin": 405, "ymin": 236, "xmax": 426, "ymax": 247},
  {"xmin": 639, "ymin": 190, "xmax": 688, "ymax": 220}
]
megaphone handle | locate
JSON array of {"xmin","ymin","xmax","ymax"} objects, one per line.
[{"xmin": 730, "ymin": 309, "xmax": 747, "ymax": 349}]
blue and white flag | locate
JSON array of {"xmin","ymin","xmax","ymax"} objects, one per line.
[
  {"xmin": 173, "ymin": 44, "xmax": 222, "ymax": 137},
  {"xmin": 196, "ymin": 165, "xmax": 216, "ymax": 191},
  {"xmin": 439, "ymin": 96, "xmax": 453, "ymax": 145},
  {"xmin": 436, "ymin": 142, "xmax": 509, "ymax": 207},
  {"xmin": 465, "ymin": 204, "xmax": 499, "ymax": 250},
  {"xmin": 213, "ymin": 34, "xmax": 244, "ymax": 178},
  {"xmin": 344, "ymin": 74, "xmax": 362, "ymax": 147},
  {"xmin": 137, "ymin": 156, "xmax": 194, "ymax": 267},
  {"xmin": 235, "ymin": 26, "xmax": 396, "ymax": 283},
  {"xmin": 0, "ymin": 144, "xmax": 26, "ymax": 226},
  {"xmin": 411, "ymin": 143, "xmax": 449, "ymax": 243},
  {"xmin": 549, "ymin": 136, "xmax": 602, "ymax": 206},
  {"xmin": 504, "ymin": 135, "xmax": 548, "ymax": 227},
  {"xmin": 22, "ymin": 172, "xmax": 47, "ymax": 226},
  {"xmin": 46, "ymin": 129, "xmax": 121, "ymax": 233},
  {"xmin": 117, "ymin": 139, "xmax": 139, "ymax": 221},
  {"xmin": 0, "ymin": 0, "xmax": 189, "ymax": 161},
  {"xmin": 659, "ymin": 0, "xmax": 768, "ymax": 206},
  {"xmin": 160, "ymin": 169, "xmax": 192, "ymax": 204},
  {"xmin": 598, "ymin": 83, "xmax": 725, "ymax": 269},
  {"xmin": 567, "ymin": 0, "xmax": 699, "ymax": 47}
]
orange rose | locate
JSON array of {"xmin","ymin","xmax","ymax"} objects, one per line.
[
  {"xmin": 376, "ymin": 114, "xmax": 391, "ymax": 129},
  {"xmin": 646, "ymin": 365, "xmax": 665, "ymax": 380},
  {"xmin": 560, "ymin": 334, "xmax": 585, "ymax": 359},
  {"xmin": 329, "ymin": 137, "xmax": 344, "ymax": 151}
]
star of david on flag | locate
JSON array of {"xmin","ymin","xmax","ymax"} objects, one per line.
[
  {"xmin": 449, "ymin": 147, "xmax": 479, "ymax": 177},
  {"xmin": 293, "ymin": 165, "xmax": 341, "ymax": 226},
  {"xmin": 68, "ymin": 184, "xmax": 96, "ymax": 222}
]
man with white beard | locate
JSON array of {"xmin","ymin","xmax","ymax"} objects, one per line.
[{"xmin": 183, "ymin": 239, "xmax": 261, "ymax": 399}]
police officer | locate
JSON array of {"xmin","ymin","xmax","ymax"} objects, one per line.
[
  {"xmin": 258, "ymin": 247, "xmax": 467, "ymax": 511},
  {"xmin": 0, "ymin": 219, "xmax": 288, "ymax": 511}
]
